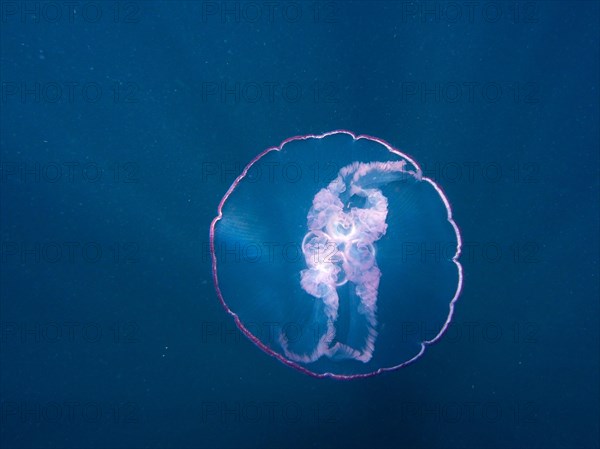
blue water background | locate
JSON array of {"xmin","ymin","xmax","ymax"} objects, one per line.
[{"xmin": 1, "ymin": 1, "xmax": 598, "ymax": 448}]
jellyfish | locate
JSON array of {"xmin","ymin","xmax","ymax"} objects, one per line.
[{"xmin": 210, "ymin": 130, "xmax": 463, "ymax": 379}]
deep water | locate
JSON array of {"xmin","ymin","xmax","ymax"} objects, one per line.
[{"xmin": 1, "ymin": 1, "xmax": 598, "ymax": 448}]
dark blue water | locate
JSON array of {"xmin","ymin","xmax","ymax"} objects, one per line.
[{"xmin": 1, "ymin": 1, "xmax": 598, "ymax": 448}]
